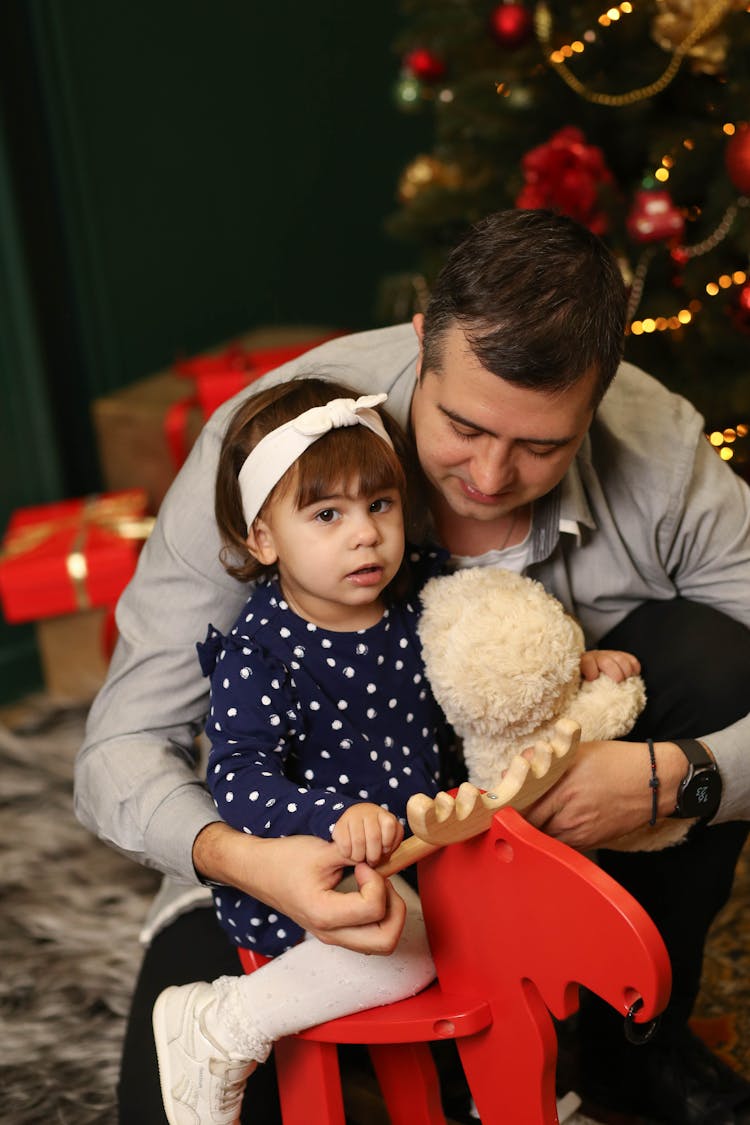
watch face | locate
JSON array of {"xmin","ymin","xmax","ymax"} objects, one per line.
[{"xmin": 681, "ymin": 769, "xmax": 721, "ymax": 818}]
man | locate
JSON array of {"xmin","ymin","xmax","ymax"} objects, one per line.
[{"xmin": 77, "ymin": 209, "xmax": 750, "ymax": 1124}]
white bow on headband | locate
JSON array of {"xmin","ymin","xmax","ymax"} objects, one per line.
[{"xmin": 238, "ymin": 393, "xmax": 394, "ymax": 529}]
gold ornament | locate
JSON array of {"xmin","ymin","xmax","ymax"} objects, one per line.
[
  {"xmin": 537, "ymin": 0, "xmax": 738, "ymax": 105},
  {"xmin": 651, "ymin": 0, "xmax": 744, "ymax": 75},
  {"xmin": 397, "ymin": 155, "xmax": 464, "ymax": 202}
]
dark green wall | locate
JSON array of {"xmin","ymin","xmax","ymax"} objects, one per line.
[
  {"xmin": 0, "ymin": 0, "xmax": 427, "ymax": 704},
  {"xmin": 0, "ymin": 116, "xmax": 59, "ymax": 699}
]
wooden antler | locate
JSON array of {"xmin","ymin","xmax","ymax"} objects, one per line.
[{"xmin": 376, "ymin": 718, "xmax": 580, "ymax": 877}]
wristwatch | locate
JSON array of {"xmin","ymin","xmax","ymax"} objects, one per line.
[{"xmin": 669, "ymin": 738, "xmax": 722, "ymax": 820}]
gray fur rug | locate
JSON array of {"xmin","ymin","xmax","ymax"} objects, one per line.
[
  {"xmin": 0, "ymin": 699, "xmax": 160, "ymax": 1124},
  {"xmin": 1, "ymin": 697, "xmax": 746, "ymax": 1125}
]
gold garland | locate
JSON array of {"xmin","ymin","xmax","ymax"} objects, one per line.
[{"xmin": 535, "ymin": 0, "xmax": 739, "ymax": 106}]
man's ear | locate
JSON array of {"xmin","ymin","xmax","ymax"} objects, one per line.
[
  {"xmin": 245, "ymin": 519, "xmax": 278, "ymax": 565},
  {"xmin": 412, "ymin": 312, "xmax": 425, "ymax": 381}
]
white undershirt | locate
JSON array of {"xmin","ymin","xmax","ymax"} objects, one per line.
[{"xmin": 451, "ymin": 524, "xmax": 532, "ymax": 576}]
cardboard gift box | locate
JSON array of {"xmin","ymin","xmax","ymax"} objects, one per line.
[
  {"xmin": 0, "ymin": 489, "xmax": 152, "ymax": 625},
  {"xmin": 93, "ymin": 325, "xmax": 339, "ymax": 512},
  {"xmin": 35, "ymin": 607, "xmax": 114, "ymax": 702},
  {"xmin": 92, "ymin": 369, "xmax": 204, "ymax": 514}
]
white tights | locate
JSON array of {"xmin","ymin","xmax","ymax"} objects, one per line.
[{"xmin": 211, "ymin": 874, "xmax": 435, "ymax": 1063}]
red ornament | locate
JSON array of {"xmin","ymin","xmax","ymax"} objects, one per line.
[
  {"xmin": 725, "ymin": 123, "xmax": 750, "ymax": 195},
  {"xmin": 515, "ymin": 126, "xmax": 614, "ymax": 235},
  {"xmin": 490, "ymin": 4, "xmax": 533, "ymax": 48},
  {"xmin": 626, "ymin": 188, "xmax": 685, "ymax": 243},
  {"xmin": 403, "ymin": 47, "xmax": 446, "ymax": 83},
  {"xmin": 730, "ymin": 283, "xmax": 750, "ymax": 334}
]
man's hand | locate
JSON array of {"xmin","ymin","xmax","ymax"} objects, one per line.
[
  {"xmin": 525, "ymin": 738, "xmax": 686, "ymax": 850},
  {"xmin": 193, "ymin": 822, "xmax": 406, "ymax": 954},
  {"xmin": 580, "ymin": 648, "xmax": 641, "ymax": 683},
  {"xmin": 332, "ymin": 803, "xmax": 404, "ymax": 866}
]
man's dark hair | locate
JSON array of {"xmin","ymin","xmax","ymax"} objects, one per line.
[{"xmin": 422, "ymin": 209, "xmax": 627, "ymax": 404}]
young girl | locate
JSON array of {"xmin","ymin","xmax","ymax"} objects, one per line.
[
  {"xmin": 152, "ymin": 378, "xmax": 450, "ymax": 1125},
  {"xmin": 152, "ymin": 375, "xmax": 641, "ymax": 1125}
]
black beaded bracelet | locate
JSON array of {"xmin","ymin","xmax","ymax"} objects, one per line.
[{"xmin": 646, "ymin": 738, "xmax": 659, "ymax": 826}]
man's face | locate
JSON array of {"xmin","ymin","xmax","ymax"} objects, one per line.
[{"xmin": 409, "ymin": 315, "xmax": 598, "ymax": 531}]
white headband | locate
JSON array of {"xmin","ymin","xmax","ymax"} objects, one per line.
[{"xmin": 238, "ymin": 392, "xmax": 394, "ymax": 528}]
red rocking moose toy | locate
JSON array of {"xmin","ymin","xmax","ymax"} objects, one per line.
[{"xmin": 240, "ymin": 720, "xmax": 671, "ymax": 1125}]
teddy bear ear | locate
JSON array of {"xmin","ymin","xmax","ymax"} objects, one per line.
[{"xmin": 417, "ymin": 566, "xmax": 585, "ymax": 739}]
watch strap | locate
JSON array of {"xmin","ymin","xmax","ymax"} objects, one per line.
[{"xmin": 673, "ymin": 738, "xmax": 713, "ymax": 768}]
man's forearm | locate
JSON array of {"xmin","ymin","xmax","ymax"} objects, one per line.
[
  {"xmin": 192, "ymin": 821, "xmax": 247, "ymax": 886},
  {"xmin": 192, "ymin": 822, "xmax": 324, "ymax": 915}
]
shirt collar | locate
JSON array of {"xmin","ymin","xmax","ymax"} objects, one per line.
[{"xmin": 529, "ymin": 436, "xmax": 596, "ymax": 561}]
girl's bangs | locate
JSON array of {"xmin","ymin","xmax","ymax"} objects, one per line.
[{"xmin": 294, "ymin": 427, "xmax": 406, "ymax": 509}]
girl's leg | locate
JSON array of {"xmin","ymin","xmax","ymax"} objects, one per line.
[
  {"xmin": 125, "ymin": 905, "xmax": 281, "ymax": 1124},
  {"xmin": 152, "ymin": 875, "xmax": 434, "ymax": 1124},
  {"xmin": 212, "ymin": 875, "xmax": 435, "ymax": 1056}
]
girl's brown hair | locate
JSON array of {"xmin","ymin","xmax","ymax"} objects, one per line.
[{"xmin": 215, "ymin": 376, "xmax": 419, "ymax": 585}]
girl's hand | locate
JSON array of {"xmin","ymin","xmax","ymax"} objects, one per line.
[
  {"xmin": 332, "ymin": 803, "xmax": 405, "ymax": 866},
  {"xmin": 580, "ymin": 648, "xmax": 641, "ymax": 683},
  {"xmin": 193, "ymin": 824, "xmax": 406, "ymax": 954}
]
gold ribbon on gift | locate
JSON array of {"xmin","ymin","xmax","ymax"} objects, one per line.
[{"xmin": 1, "ymin": 493, "xmax": 155, "ymax": 611}]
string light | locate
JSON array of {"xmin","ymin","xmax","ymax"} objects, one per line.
[
  {"xmin": 629, "ymin": 303, "xmax": 700, "ymax": 335},
  {"xmin": 653, "ymin": 152, "xmax": 676, "ymax": 182},
  {"xmin": 599, "ymin": 4, "xmax": 633, "ymax": 28},
  {"xmin": 708, "ymin": 424, "xmax": 749, "ymax": 463},
  {"xmin": 705, "ymin": 269, "xmax": 747, "ymax": 296},
  {"xmin": 544, "ymin": 2, "xmax": 632, "ymax": 65},
  {"xmin": 629, "ymin": 266, "xmax": 747, "ymax": 334},
  {"xmin": 536, "ymin": 0, "xmax": 738, "ymax": 106}
]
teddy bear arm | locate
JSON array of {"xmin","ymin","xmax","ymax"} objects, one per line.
[{"xmin": 563, "ymin": 675, "xmax": 646, "ymax": 744}]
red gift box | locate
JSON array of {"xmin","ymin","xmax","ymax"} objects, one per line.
[
  {"xmin": 165, "ymin": 334, "xmax": 342, "ymax": 467},
  {"xmin": 0, "ymin": 489, "xmax": 153, "ymax": 625}
]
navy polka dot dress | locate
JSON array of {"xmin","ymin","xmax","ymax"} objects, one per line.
[{"xmin": 198, "ymin": 547, "xmax": 449, "ymax": 956}]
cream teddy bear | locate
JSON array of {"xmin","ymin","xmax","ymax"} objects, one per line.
[{"xmin": 417, "ymin": 566, "xmax": 690, "ymax": 850}]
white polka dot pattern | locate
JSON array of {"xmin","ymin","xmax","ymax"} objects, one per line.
[{"xmin": 196, "ymin": 551, "xmax": 448, "ymax": 956}]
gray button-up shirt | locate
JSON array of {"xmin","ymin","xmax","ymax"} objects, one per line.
[{"xmin": 75, "ymin": 323, "xmax": 750, "ymax": 938}]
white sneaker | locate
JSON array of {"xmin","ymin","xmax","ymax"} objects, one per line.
[{"xmin": 153, "ymin": 981, "xmax": 257, "ymax": 1125}]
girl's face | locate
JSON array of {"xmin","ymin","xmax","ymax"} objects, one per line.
[{"xmin": 247, "ymin": 477, "xmax": 405, "ymax": 631}]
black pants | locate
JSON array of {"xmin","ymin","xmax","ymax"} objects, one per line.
[
  {"xmin": 582, "ymin": 597, "xmax": 750, "ymax": 1045},
  {"xmin": 119, "ymin": 598, "xmax": 750, "ymax": 1119}
]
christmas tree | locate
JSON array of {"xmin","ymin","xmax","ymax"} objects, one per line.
[{"xmin": 383, "ymin": 0, "xmax": 750, "ymax": 472}]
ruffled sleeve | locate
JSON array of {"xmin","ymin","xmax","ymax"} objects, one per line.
[{"xmin": 196, "ymin": 624, "xmax": 226, "ymax": 678}]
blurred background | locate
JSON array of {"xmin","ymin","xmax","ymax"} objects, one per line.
[
  {"xmin": 0, "ymin": 0, "xmax": 429, "ymax": 702},
  {"xmin": 1, "ymin": 0, "xmax": 749, "ymax": 705}
]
